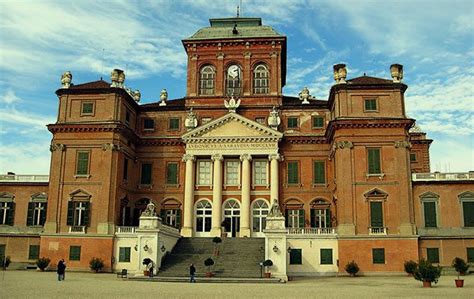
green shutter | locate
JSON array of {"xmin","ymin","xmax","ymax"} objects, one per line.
[
  {"xmin": 368, "ymin": 149, "xmax": 381, "ymax": 174},
  {"xmin": 176, "ymin": 209, "xmax": 182, "ymax": 229},
  {"xmin": 313, "ymin": 161, "xmax": 325, "ymax": 184},
  {"xmin": 290, "ymin": 249, "xmax": 302, "ymax": 264},
  {"xmin": 76, "ymin": 152, "xmax": 89, "ymax": 175},
  {"xmin": 310, "ymin": 209, "xmax": 315, "ymax": 228},
  {"xmin": 423, "ymin": 202, "xmax": 437, "ymax": 227},
  {"xmin": 82, "ymin": 202, "xmax": 90, "ymax": 226},
  {"xmin": 463, "ymin": 202, "xmax": 474, "ymax": 227},
  {"xmin": 141, "ymin": 163, "xmax": 152, "ymax": 185},
  {"xmin": 28, "ymin": 245, "xmax": 40, "ymax": 260},
  {"xmin": 40, "ymin": 203, "xmax": 47, "ymax": 226},
  {"xmin": 320, "ymin": 249, "xmax": 333, "ymax": 265},
  {"xmin": 287, "ymin": 162, "xmax": 299, "ymax": 184},
  {"xmin": 467, "ymin": 248, "xmax": 474, "ymax": 263},
  {"xmin": 167, "ymin": 163, "xmax": 178, "ymax": 185},
  {"xmin": 373, "ymin": 248, "xmax": 385, "ymax": 264},
  {"xmin": 370, "ymin": 202, "xmax": 383, "ymax": 227},
  {"xmin": 67, "ymin": 202, "xmax": 74, "ymax": 226},
  {"xmin": 365, "ymin": 99, "xmax": 377, "ymax": 111},
  {"xmin": 325, "ymin": 209, "xmax": 331, "ymax": 228},
  {"xmin": 119, "ymin": 247, "xmax": 125, "ymax": 262},
  {"xmin": 427, "ymin": 248, "xmax": 439, "ymax": 263},
  {"xmin": 298, "ymin": 209, "xmax": 305, "ymax": 228},
  {"xmin": 27, "ymin": 202, "xmax": 35, "ymax": 226},
  {"xmin": 313, "ymin": 117, "xmax": 323, "ymax": 128},
  {"xmin": 69, "ymin": 246, "xmax": 81, "ymax": 261},
  {"xmin": 6, "ymin": 202, "xmax": 15, "ymax": 225},
  {"xmin": 160, "ymin": 209, "xmax": 166, "ymax": 223}
]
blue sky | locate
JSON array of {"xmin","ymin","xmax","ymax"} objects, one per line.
[{"xmin": 0, "ymin": 0, "xmax": 473, "ymax": 174}]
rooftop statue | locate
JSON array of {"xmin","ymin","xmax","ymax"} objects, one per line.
[
  {"xmin": 60, "ymin": 71, "xmax": 72, "ymax": 89},
  {"xmin": 224, "ymin": 95, "xmax": 241, "ymax": 112}
]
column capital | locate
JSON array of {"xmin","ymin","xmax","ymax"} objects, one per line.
[
  {"xmin": 240, "ymin": 153, "xmax": 252, "ymax": 162},
  {"xmin": 211, "ymin": 154, "xmax": 224, "ymax": 162},
  {"xmin": 269, "ymin": 153, "xmax": 283, "ymax": 161},
  {"xmin": 182, "ymin": 154, "xmax": 195, "ymax": 162}
]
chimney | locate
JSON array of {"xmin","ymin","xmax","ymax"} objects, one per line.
[
  {"xmin": 111, "ymin": 69, "xmax": 125, "ymax": 88},
  {"xmin": 333, "ymin": 64, "xmax": 347, "ymax": 84},
  {"xmin": 390, "ymin": 64, "xmax": 403, "ymax": 83}
]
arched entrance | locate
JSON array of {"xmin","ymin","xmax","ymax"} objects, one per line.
[
  {"xmin": 195, "ymin": 200, "xmax": 212, "ymax": 237},
  {"xmin": 251, "ymin": 199, "xmax": 269, "ymax": 237},
  {"xmin": 223, "ymin": 199, "xmax": 240, "ymax": 237}
]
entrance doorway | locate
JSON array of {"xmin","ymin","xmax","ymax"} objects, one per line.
[{"xmin": 223, "ymin": 199, "xmax": 240, "ymax": 237}]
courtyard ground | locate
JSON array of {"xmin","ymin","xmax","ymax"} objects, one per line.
[{"xmin": 0, "ymin": 270, "xmax": 473, "ymax": 298}]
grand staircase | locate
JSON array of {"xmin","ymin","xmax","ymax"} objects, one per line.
[{"xmin": 158, "ymin": 237, "xmax": 265, "ymax": 278}]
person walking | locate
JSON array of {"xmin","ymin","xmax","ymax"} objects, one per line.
[
  {"xmin": 57, "ymin": 259, "xmax": 66, "ymax": 281},
  {"xmin": 189, "ymin": 263, "xmax": 196, "ymax": 283}
]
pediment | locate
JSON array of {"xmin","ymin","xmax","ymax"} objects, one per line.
[
  {"xmin": 69, "ymin": 189, "xmax": 91, "ymax": 200},
  {"xmin": 364, "ymin": 188, "xmax": 388, "ymax": 199},
  {"xmin": 419, "ymin": 191, "xmax": 439, "ymax": 199},
  {"xmin": 182, "ymin": 112, "xmax": 282, "ymax": 143}
]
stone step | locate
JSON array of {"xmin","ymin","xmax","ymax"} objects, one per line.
[{"xmin": 129, "ymin": 276, "xmax": 282, "ymax": 283}]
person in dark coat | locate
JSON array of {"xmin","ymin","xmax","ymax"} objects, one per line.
[
  {"xmin": 189, "ymin": 263, "xmax": 196, "ymax": 283},
  {"xmin": 57, "ymin": 259, "xmax": 66, "ymax": 281}
]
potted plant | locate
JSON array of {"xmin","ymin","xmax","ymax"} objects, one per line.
[
  {"xmin": 212, "ymin": 237, "xmax": 222, "ymax": 256},
  {"xmin": 89, "ymin": 257, "xmax": 105, "ymax": 273},
  {"xmin": 345, "ymin": 260, "xmax": 360, "ymax": 277},
  {"xmin": 142, "ymin": 258, "xmax": 152, "ymax": 276},
  {"xmin": 404, "ymin": 260, "xmax": 417, "ymax": 276},
  {"xmin": 414, "ymin": 258, "xmax": 441, "ymax": 287},
  {"xmin": 204, "ymin": 257, "xmax": 214, "ymax": 277},
  {"xmin": 1, "ymin": 256, "xmax": 11, "ymax": 270},
  {"xmin": 36, "ymin": 257, "xmax": 51, "ymax": 271},
  {"xmin": 452, "ymin": 257, "xmax": 469, "ymax": 288},
  {"xmin": 262, "ymin": 259, "xmax": 273, "ymax": 278}
]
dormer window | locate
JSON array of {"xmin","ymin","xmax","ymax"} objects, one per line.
[
  {"xmin": 226, "ymin": 64, "xmax": 241, "ymax": 96},
  {"xmin": 199, "ymin": 65, "xmax": 215, "ymax": 95}
]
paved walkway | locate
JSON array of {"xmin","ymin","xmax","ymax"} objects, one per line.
[{"xmin": 0, "ymin": 270, "xmax": 472, "ymax": 298}]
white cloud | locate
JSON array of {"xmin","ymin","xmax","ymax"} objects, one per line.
[
  {"xmin": 0, "ymin": 141, "xmax": 51, "ymax": 174},
  {"xmin": 0, "ymin": 107, "xmax": 55, "ymax": 131},
  {"xmin": 1, "ymin": 90, "xmax": 21, "ymax": 104}
]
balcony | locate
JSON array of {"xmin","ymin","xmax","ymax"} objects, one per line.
[
  {"xmin": 69, "ymin": 226, "xmax": 86, "ymax": 233},
  {"xmin": 115, "ymin": 226, "xmax": 137, "ymax": 234},
  {"xmin": 0, "ymin": 174, "xmax": 49, "ymax": 183},
  {"xmin": 288, "ymin": 227, "xmax": 336, "ymax": 235},
  {"xmin": 412, "ymin": 172, "xmax": 474, "ymax": 182},
  {"xmin": 369, "ymin": 227, "xmax": 387, "ymax": 235}
]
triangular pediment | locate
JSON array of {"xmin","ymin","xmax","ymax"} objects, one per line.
[
  {"xmin": 364, "ymin": 188, "xmax": 388, "ymax": 199},
  {"xmin": 69, "ymin": 189, "xmax": 91, "ymax": 200},
  {"xmin": 182, "ymin": 112, "xmax": 283, "ymax": 142}
]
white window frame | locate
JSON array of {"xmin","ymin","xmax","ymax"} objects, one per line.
[
  {"xmin": 252, "ymin": 159, "xmax": 268, "ymax": 187},
  {"xmin": 459, "ymin": 192, "xmax": 474, "ymax": 227},
  {"xmin": 196, "ymin": 160, "xmax": 212, "ymax": 186},
  {"xmin": 252, "ymin": 199, "xmax": 269, "ymax": 236},
  {"xmin": 224, "ymin": 160, "xmax": 240, "ymax": 187},
  {"xmin": 421, "ymin": 197, "xmax": 439, "ymax": 228},
  {"xmin": 74, "ymin": 202, "xmax": 87, "ymax": 226},
  {"xmin": 0, "ymin": 202, "xmax": 10, "ymax": 225},
  {"xmin": 195, "ymin": 200, "xmax": 212, "ymax": 235},
  {"xmin": 288, "ymin": 209, "xmax": 301, "ymax": 229}
]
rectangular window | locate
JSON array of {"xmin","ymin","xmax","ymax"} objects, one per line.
[
  {"xmin": 76, "ymin": 151, "xmax": 90, "ymax": 176},
  {"xmin": 423, "ymin": 201, "xmax": 437, "ymax": 228},
  {"xmin": 287, "ymin": 117, "xmax": 298, "ymax": 129},
  {"xmin": 312, "ymin": 116, "xmax": 324, "ymax": 128},
  {"xmin": 143, "ymin": 118, "xmax": 155, "ymax": 131},
  {"xmin": 370, "ymin": 201, "xmax": 383, "ymax": 227},
  {"xmin": 119, "ymin": 247, "xmax": 131, "ymax": 263},
  {"xmin": 225, "ymin": 160, "xmax": 239, "ymax": 185},
  {"xmin": 287, "ymin": 161, "xmax": 299, "ymax": 185},
  {"xmin": 81, "ymin": 102, "xmax": 94, "ymax": 115},
  {"xmin": 364, "ymin": 99, "xmax": 377, "ymax": 111},
  {"xmin": 140, "ymin": 163, "xmax": 152, "ymax": 185},
  {"xmin": 0, "ymin": 202, "xmax": 14, "ymax": 225},
  {"xmin": 313, "ymin": 161, "xmax": 326, "ymax": 185},
  {"xmin": 166, "ymin": 162, "xmax": 179, "ymax": 185},
  {"xmin": 463, "ymin": 201, "xmax": 474, "ymax": 227},
  {"xmin": 410, "ymin": 153, "xmax": 417, "ymax": 162},
  {"xmin": 367, "ymin": 148, "xmax": 381, "ymax": 174},
  {"xmin": 69, "ymin": 246, "xmax": 81, "ymax": 261},
  {"xmin": 320, "ymin": 249, "xmax": 333, "ymax": 265},
  {"xmin": 67, "ymin": 201, "xmax": 90, "ymax": 227},
  {"xmin": 197, "ymin": 161, "xmax": 212, "ymax": 185},
  {"xmin": 27, "ymin": 202, "xmax": 47, "ymax": 226},
  {"xmin": 123, "ymin": 158, "xmax": 128, "ymax": 180},
  {"xmin": 253, "ymin": 160, "xmax": 268, "ymax": 186},
  {"xmin": 0, "ymin": 244, "xmax": 5, "ymax": 262},
  {"xmin": 467, "ymin": 248, "xmax": 474, "ymax": 263},
  {"xmin": 28, "ymin": 245, "xmax": 40, "ymax": 260},
  {"xmin": 289, "ymin": 249, "xmax": 302, "ymax": 265},
  {"xmin": 255, "ymin": 117, "xmax": 266, "ymax": 125},
  {"xmin": 372, "ymin": 248, "xmax": 385, "ymax": 264},
  {"xmin": 286, "ymin": 209, "xmax": 304, "ymax": 229},
  {"xmin": 426, "ymin": 248, "xmax": 440, "ymax": 263},
  {"xmin": 169, "ymin": 118, "xmax": 180, "ymax": 130},
  {"xmin": 125, "ymin": 110, "xmax": 130, "ymax": 124}
]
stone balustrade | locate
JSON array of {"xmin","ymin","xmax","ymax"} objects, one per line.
[
  {"xmin": 0, "ymin": 174, "xmax": 49, "ymax": 182},
  {"xmin": 287, "ymin": 227, "xmax": 336, "ymax": 235},
  {"xmin": 412, "ymin": 172, "xmax": 474, "ymax": 181}
]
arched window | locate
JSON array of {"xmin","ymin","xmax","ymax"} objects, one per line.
[
  {"xmin": 284, "ymin": 198, "xmax": 304, "ymax": 229},
  {"xmin": 253, "ymin": 64, "xmax": 269, "ymax": 94},
  {"xmin": 196, "ymin": 200, "xmax": 212, "ymax": 233},
  {"xmin": 223, "ymin": 199, "xmax": 240, "ymax": 237},
  {"xmin": 252, "ymin": 199, "xmax": 269, "ymax": 233},
  {"xmin": 310, "ymin": 199, "xmax": 331, "ymax": 229},
  {"xmin": 199, "ymin": 65, "xmax": 215, "ymax": 95},
  {"xmin": 160, "ymin": 198, "xmax": 182, "ymax": 229},
  {"xmin": 226, "ymin": 64, "xmax": 241, "ymax": 96},
  {"xmin": 0, "ymin": 192, "xmax": 15, "ymax": 225},
  {"xmin": 27, "ymin": 193, "xmax": 48, "ymax": 226}
]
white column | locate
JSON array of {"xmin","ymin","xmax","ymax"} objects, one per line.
[
  {"xmin": 240, "ymin": 154, "xmax": 252, "ymax": 237},
  {"xmin": 181, "ymin": 154, "xmax": 195, "ymax": 237},
  {"xmin": 211, "ymin": 154, "xmax": 223, "ymax": 237},
  {"xmin": 269, "ymin": 154, "xmax": 282, "ymax": 203}
]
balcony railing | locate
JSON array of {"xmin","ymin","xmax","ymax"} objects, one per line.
[
  {"xmin": 69, "ymin": 226, "xmax": 86, "ymax": 233},
  {"xmin": 115, "ymin": 226, "xmax": 137, "ymax": 234},
  {"xmin": 0, "ymin": 174, "xmax": 49, "ymax": 182},
  {"xmin": 288, "ymin": 227, "xmax": 336, "ymax": 235},
  {"xmin": 369, "ymin": 227, "xmax": 387, "ymax": 235},
  {"xmin": 412, "ymin": 172, "xmax": 474, "ymax": 182}
]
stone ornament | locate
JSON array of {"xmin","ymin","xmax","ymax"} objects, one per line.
[
  {"xmin": 267, "ymin": 106, "xmax": 281, "ymax": 129},
  {"xmin": 335, "ymin": 140, "xmax": 353, "ymax": 149},
  {"xmin": 240, "ymin": 153, "xmax": 252, "ymax": 162},
  {"xmin": 409, "ymin": 125, "xmax": 422, "ymax": 133},
  {"xmin": 50, "ymin": 143, "xmax": 66, "ymax": 152},
  {"xmin": 268, "ymin": 198, "xmax": 283, "ymax": 217},
  {"xmin": 268, "ymin": 153, "xmax": 283, "ymax": 161},
  {"xmin": 390, "ymin": 64, "xmax": 403, "ymax": 83},
  {"xmin": 394, "ymin": 141, "xmax": 411, "ymax": 149},
  {"xmin": 159, "ymin": 89, "xmax": 168, "ymax": 106},
  {"xmin": 185, "ymin": 108, "xmax": 198, "ymax": 130},
  {"xmin": 224, "ymin": 95, "xmax": 241, "ymax": 113},
  {"xmin": 111, "ymin": 69, "xmax": 125, "ymax": 88},
  {"xmin": 298, "ymin": 87, "xmax": 315, "ymax": 104},
  {"xmin": 132, "ymin": 90, "xmax": 141, "ymax": 102},
  {"xmin": 182, "ymin": 154, "xmax": 195, "ymax": 162},
  {"xmin": 333, "ymin": 64, "xmax": 347, "ymax": 84},
  {"xmin": 60, "ymin": 71, "xmax": 72, "ymax": 88},
  {"xmin": 141, "ymin": 201, "xmax": 157, "ymax": 217},
  {"xmin": 211, "ymin": 154, "xmax": 224, "ymax": 161},
  {"xmin": 102, "ymin": 143, "xmax": 121, "ymax": 151}
]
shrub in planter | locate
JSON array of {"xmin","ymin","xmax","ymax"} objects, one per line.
[
  {"xmin": 212, "ymin": 237, "xmax": 222, "ymax": 256},
  {"xmin": 414, "ymin": 258, "xmax": 441, "ymax": 287},
  {"xmin": 452, "ymin": 257, "xmax": 469, "ymax": 288},
  {"xmin": 262, "ymin": 259, "xmax": 273, "ymax": 278},
  {"xmin": 36, "ymin": 257, "xmax": 51, "ymax": 271},
  {"xmin": 1, "ymin": 256, "xmax": 11, "ymax": 270},
  {"xmin": 89, "ymin": 257, "xmax": 105, "ymax": 273},
  {"xmin": 404, "ymin": 260, "xmax": 418, "ymax": 276},
  {"xmin": 345, "ymin": 260, "xmax": 360, "ymax": 277},
  {"xmin": 204, "ymin": 257, "xmax": 214, "ymax": 277}
]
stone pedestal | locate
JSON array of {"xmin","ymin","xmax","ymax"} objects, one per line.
[{"xmin": 263, "ymin": 215, "xmax": 288, "ymax": 281}]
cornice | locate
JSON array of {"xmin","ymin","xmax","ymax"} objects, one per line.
[
  {"xmin": 283, "ymin": 136, "xmax": 328, "ymax": 144},
  {"xmin": 140, "ymin": 138, "xmax": 185, "ymax": 146},
  {"xmin": 326, "ymin": 118, "xmax": 415, "ymax": 140}
]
